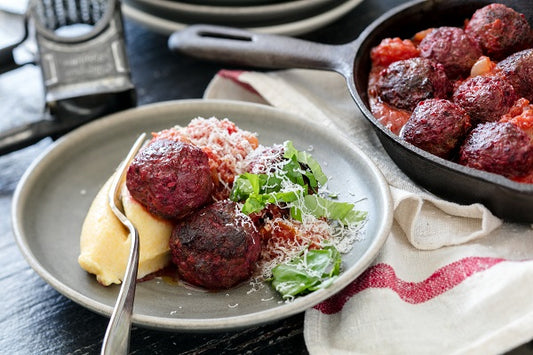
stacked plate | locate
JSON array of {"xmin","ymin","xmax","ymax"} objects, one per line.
[{"xmin": 122, "ymin": 0, "xmax": 364, "ymax": 36}]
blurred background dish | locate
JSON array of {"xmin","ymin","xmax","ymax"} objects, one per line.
[
  {"xmin": 130, "ymin": 0, "xmax": 334, "ymax": 26},
  {"xmin": 173, "ymin": 0, "xmax": 289, "ymax": 5},
  {"xmin": 122, "ymin": 0, "xmax": 363, "ymax": 35}
]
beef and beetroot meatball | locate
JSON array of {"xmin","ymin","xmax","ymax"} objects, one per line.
[
  {"xmin": 465, "ymin": 3, "xmax": 531, "ymax": 60},
  {"xmin": 169, "ymin": 200, "xmax": 261, "ymax": 289},
  {"xmin": 453, "ymin": 75, "xmax": 517, "ymax": 125},
  {"xmin": 400, "ymin": 99, "xmax": 471, "ymax": 159},
  {"xmin": 376, "ymin": 57, "xmax": 452, "ymax": 111},
  {"xmin": 459, "ymin": 121, "xmax": 533, "ymax": 179},
  {"xmin": 497, "ymin": 49, "xmax": 533, "ymax": 102},
  {"xmin": 419, "ymin": 26, "xmax": 482, "ymax": 79},
  {"xmin": 126, "ymin": 139, "xmax": 213, "ymax": 220}
]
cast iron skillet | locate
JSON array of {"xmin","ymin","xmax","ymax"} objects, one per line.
[{"xmin": 168, "ymin": 0, "xmax": 533, "ymax": 222}]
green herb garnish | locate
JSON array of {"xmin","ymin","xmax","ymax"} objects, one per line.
[
  {"xmin": 270, "ymin": 245, "xmax": 342, "ymax": 299},
  {"xmin": 283, "ymin": 140, "xmax": 327, "ymax": 191},
  {"xmin": 230, "ymin": 141, "xmax": 367, "ymax": 225},
  {"xmin": 301, "ymin": 195, "xmax": 367, "ymax": 226},
  {"xmin": 230, "ymin": 141, "xmax": 367, "ymax": 300}
]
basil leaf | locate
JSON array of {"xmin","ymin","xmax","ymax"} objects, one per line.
[
  {"xmin": 270, "ymin": 263, "xmax": 321, "ymax": 298},
  {"xmin": 305, "ymin": 246, "xmax": 342, "ymax": 277},
  {"xmin": 271, "ymin": 246, "xmax": 342, "ymax": 299},
  {"xmin": 267, "ymin": 190, "xmax": 300, "ymax": 205},
  {"xmin": 230, "ymin": 174, "xmax": 256, "ymax": 200},
  {"xmin": 301, "ymin": 195, "xmax": 367, "ymax": 225},
  {"xmin": 241, "ymin": 195, "xmax": 267, "ymax": 215},
  {"xmin": 282, "ymin": 155, "xmax": 307, "ymax": 187},
  {"xmin": 283, "ymin": 141, "xmax": 327, "ymax": 187}
]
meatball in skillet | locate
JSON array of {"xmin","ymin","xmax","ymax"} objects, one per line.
[
  {"xmin": 497, "ymin": 49, "xmax": 533, "ymax": 102},
  {"xmin": 400, "ymin": 99, "xmax": 471, "ymax": 159},
  {"xmin": 376, "ymin": 57, "xmax": 452, "ymax": 111},
  {"xmin": 419, "ymin": 26, "xmax": 482, "ymax": 79},
  {"xmin": 126, "ymin": 139, "xmax": 213, "ymax": 220},
  {"xmin": 453, "ymin": 75, "xmax": 517, "ymax": 125},
  {"xmin": 169, "ymin": 200, "xmax": 261, "ymax": 289},
  {"xmin": 465, "ymin": 3, "xmax": 531, "ymax": 60},
  {"xmin": 459, "ymin": 122, "xmax": 533, "ymax": 179}
]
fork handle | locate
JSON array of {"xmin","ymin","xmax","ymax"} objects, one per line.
[{"xmin": 100, "ymin": 224, "xmax": 139, "ymax": 355}]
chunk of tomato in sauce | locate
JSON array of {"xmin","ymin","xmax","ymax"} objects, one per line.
[
  {"xmin": 370, "ymin": 37, "xmax": 420, "ymax": 68},
  {"xmin": 500, "ymin": 98, "xmax": 533, "ymax": 138},
  {"xmin": 500, "ymin": 98, "xmax": 533, "ymax": 183}
]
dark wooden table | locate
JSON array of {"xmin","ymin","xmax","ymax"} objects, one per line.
[{"xmin": 1, "ymin": 0, "xmax": 532, "ymax": 354}]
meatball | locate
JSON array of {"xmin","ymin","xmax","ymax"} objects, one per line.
[
  {"xmin": 453, "ymin": 75, "xmax": 517, "ymax": 125},
  {"xmin": 376, "ymin": 57, "xmax": 452, "ymax": 111},
  {"xmin": 400, "ymin": 99, "xmax": 471, "ymax": 159},
  {"xmin": 169, "ymin": 200, "xmax": 261, "ymax": 289},
  {"xmin": 126, "ymin": 139, "xmax": 213, "ymax": 220},
  {"xmin": 459, "ymin": 122, "xmax": 533, "ymax": 179},
  {"xmin": 465, "ymin": 3, "xmax": 531, "ymax": 60},
  {"xmin": 497, "ymin": 49, "xmax": 533, "ymax": 101},
  {"xmin": 419, "ymin": 26, "xmax": 482, "ymax": 79}
]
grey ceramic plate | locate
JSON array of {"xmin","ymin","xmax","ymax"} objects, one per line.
[{"xmin": 12, "ymin": 99, "xmax": 392, "ymax": 331}]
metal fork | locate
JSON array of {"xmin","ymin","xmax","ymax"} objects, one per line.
[{"xmin": 101, "ymin": 133, "xmax": 146, "ymax": 355}]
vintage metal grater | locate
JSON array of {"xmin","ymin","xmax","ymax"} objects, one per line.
[
  {"xmin": 30, "ymin": 0, "xmax": 136, "ymax": 119},
  {"xmin": 0, "ymin": 0, "xmax": 136, "ymax": 154}
]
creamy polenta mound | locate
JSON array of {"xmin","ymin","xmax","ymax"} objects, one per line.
[{"xmin": 78, "ymin": 175, "xmax": 173, "ymax": 286}]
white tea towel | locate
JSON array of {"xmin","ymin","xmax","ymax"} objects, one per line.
[{"xmin": 204, "ymin": 68, "xmax": 533, "ymax": 354}]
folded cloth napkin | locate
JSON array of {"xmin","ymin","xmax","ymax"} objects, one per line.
[{"xmin": 204, "ymin": 69, "xmax": 533, "ymax": 354}]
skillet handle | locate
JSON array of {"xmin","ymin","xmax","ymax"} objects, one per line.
[
  {"xmin": 168, "ymin": 25, "xmax": 354, "ymax": 76},
  {"xmin": 0, "ymin": 118, "xmax": 86, "ymax": 156},
  {"xmin": 0, "ymin": 13, "xmax": 30, "ymax": 75},
  {"xmin": 0, "ymin": 43, "xmax": 21, "ymax": 75}
]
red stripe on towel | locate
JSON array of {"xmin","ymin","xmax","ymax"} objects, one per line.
[
  {"xmin": 218, "ymin": 70, "xmax": 260, "ymax": 95},
  {"xmin": 314, "ymin": 256, "xmax": 505, "ymax": 314}
]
